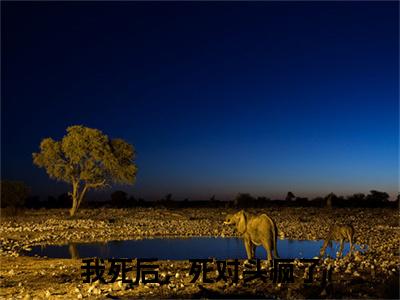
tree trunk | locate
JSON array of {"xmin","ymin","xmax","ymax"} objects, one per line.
[
  {"xmin": 77, "ymin": 185, "xmax": 88, "ymax": 209},
  {"xmin": 69, "ymin": 180, "xmax": 105, "ymax": 216},
  {"xmin": 69, "ymin": 195, "xmax": 79, "ymax": 217},
  {"xmin": 69, "ymin": 182, "xmax": 89, "ymax": 217},
  {"xmin": 69, "ymin": 181, "xmax": 79, "ymax": 217}
]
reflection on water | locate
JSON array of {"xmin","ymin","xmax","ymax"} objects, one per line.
[
  {"xmin": 68, "ymin": 244, "xmax": 79, "ymax": 259},
  {"xmin": 27, "ymin": 237, "xmax": 363, "ymax": 260}
]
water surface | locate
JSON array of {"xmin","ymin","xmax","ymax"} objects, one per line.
[{"xmin": 26, "ymin": 237, "xmax": 362, "ymax": 259}]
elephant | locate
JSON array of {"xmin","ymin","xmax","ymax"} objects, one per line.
[
  {"xmin": 224, "ymin": 210, "xmax": 279, "ymax": 260},
  {"xmin": 319, "ymin": 224, "xmax": 354, "ymax": 258}
]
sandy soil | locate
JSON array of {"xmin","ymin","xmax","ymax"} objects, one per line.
[{"xmin": 0, "ymin": 207, "xmax": 399, "ymax": 299}]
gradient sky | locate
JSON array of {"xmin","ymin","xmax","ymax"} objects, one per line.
[{"xmin": 2, "ymin": 2, "xmax": 399, "ymax": 200}]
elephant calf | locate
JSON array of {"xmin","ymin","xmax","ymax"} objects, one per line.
[{"xmin": 224, "ymin": 210, "xmax": 279, "ymax": 260}]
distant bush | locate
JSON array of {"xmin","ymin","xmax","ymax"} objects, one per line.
[
  {"xmin": 25, "ymin": 195, "xmax": 42, "ymax": 209},
  {"xmin": 16, "ymin": 189, "xmax": 398, "ymax": 210},
  {"xmin": 111, "ymin": 190, "xmax": 128, "ymax": 207},
  {"xmin": 285, "ymin": 192, "xmax": 295, "ymax": 202},
  {"xmin": 365, "ymin": 190, "xmax": 389, "ymax": 206},
  {"xmin": 1, "ymin": 181, "xmax": 29, "ymax": 213},
  {"xmin": 234, "ymin": 193, "xmax": 255, "ymax": 208}
]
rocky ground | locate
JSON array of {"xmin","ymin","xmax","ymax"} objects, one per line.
[{"xmin": 0, "ymin": 207, "xmax": 399, "ymax": 299}]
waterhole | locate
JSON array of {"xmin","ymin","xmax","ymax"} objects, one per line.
[{"xmin": 26, "ymin": 237, "xmax": 364, "ymax": 259}]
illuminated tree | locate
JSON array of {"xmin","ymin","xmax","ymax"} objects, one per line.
[{"xmin": 33, "ymin": 125, "xmax": 137, "ymax": 216}]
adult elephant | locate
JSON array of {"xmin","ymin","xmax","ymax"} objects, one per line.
[{"xmin": 224, "ymin": 210, "xmax": 279, "ymax": 260}]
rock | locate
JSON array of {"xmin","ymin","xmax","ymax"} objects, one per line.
[
  {"xmin": 353, "ymin": 271, "xmax": 360, "ymax": 277},
  {"xmin": 112, "ymin": 282, "xmax": 120, "ymax": 291},
  {"xmin": 88, "ymin": 285, "xmax": 95, "ymax": 294}
]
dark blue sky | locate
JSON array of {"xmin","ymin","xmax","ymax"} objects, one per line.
[{"xmin": 2, "ymin": 2, "xmax": 398, "ymax": 200}]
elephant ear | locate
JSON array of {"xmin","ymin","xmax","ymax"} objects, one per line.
[{"xmin": 237, "ymin": 210, "xmax": 247, "ymax": 234}]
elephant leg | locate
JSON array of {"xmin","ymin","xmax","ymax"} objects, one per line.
[
  {"xmin": 262, "ymin": 240, "xmax": 273, "ymax": 261},
  {"xmin": 243, "ymin": 236, "xmax": 252, "ymax": 259},
  {"xmin": 251, "ymin": 244, "xmax": 256, "ymax": 259},
  {"xmin": 269, "ymin": 250, "xmax": 274, "ymax": 261},
  {"xmin": 338, "ymin": 239, "xmax": 344, "ymax": 258}
]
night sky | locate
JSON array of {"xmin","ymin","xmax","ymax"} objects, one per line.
[{"xmin": 2, "ymin": 2, "xmax": 398, "ymax": 200}]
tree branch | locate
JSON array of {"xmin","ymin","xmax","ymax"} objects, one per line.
[
  {"xmin": 86, "ymin": 179, "xmax": 107, "ymax": 189},
  {"xmin": 77, "ymin": 184, "xmax": 89, "ymax": 208}
]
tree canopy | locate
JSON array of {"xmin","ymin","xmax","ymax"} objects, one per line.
[{"xmin": 33, "ymin": 125, "xmax": 137, "ymax": 216}]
